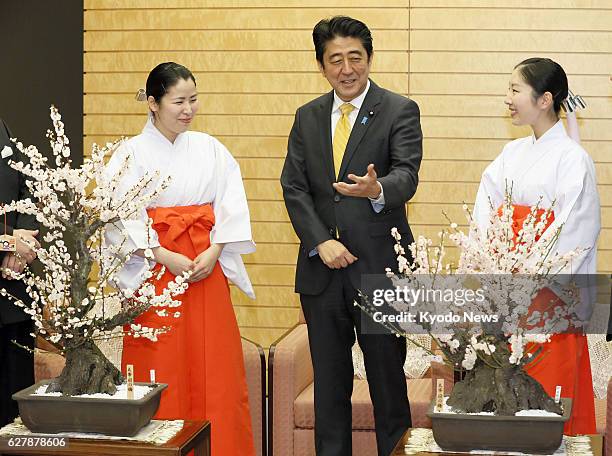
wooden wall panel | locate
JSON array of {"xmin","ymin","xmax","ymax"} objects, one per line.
[
  {"xmin": 85, "ymin": 8, "xmax": 409, "ymax": 30},
  {"xmin": 87, "ymin": 0, "xmax": 408, "ymax": 8},
  {"xmin": 411, "ymin": 8, "xmax": 612, "ymax": 30},
  {"xmin": 247, "ymin": 201, "xmax": 290, "ymax": 222},
  {"xmin": 231, "ymin": 286, "xmax": 299, "ymax": 308},
  {"xmin": 84, "ymin": 50, "xmax": 408, "ymax": 72},
  {"xmin": 85, "ymin": 136, "xmax": 291, "ymax": 159},
  {"xmin": 88, "ymin": 113, "xmax": 612, "ymax": 143},
  {"xmin": 423, "ymin": 138, "xmax": 611, "ymax": 163},
  {"xmin": 420, "ymin": 117, "xmax": 612, "ymax": 141},
  {"xmin": 411, "ymin": 52, "xmax": 612, "ymax": 75},
  {"xmin": 84, "ymin": 114, "xmax": 296, "ymax": 136},
  {"xmin": 411, "ymin": 31, "xmax": 612, "ymax": 53},
  {"xmin": 84, "ymin": 0, "xmax": 611, "ymax": 351},
  {"xmin": 84, "ymin": 72, "xmax": 407, "ymax": 94},
  {"xmin": 410, "ymin": 74, "xmax": 611, "ymax": 96},
  {"xmin": 243, "ymin": 242, "xmax": 297, "ymax": 265},
  {"xmin": 85, "ymin": 135, "xmax": 612, "ymax": 164},
  {"xmin": 85, "ymin": 30, "xmax": 409, "ymax": 51},
  {"xmin": 413, "ymin": 95, "xmax": 612, "ymax": 119},
  {"xmin": 411, "ymin": 0, "xmax": 611, "ymax": 7},
  {"xmin": 84, "ymin": 94, "xmax": 316, "ymax": 114},
  {"xmin": 251, "ymin": 223, "xmax": 298, "ymax": 244}
]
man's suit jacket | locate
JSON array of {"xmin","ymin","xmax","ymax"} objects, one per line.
[
  {"xmin": 281, "ymin": 80, "xmax": 422, "ymax": 295},
  {"xmin": 0, "ymin": 118, "xmax": 37, "ymax": 326}
]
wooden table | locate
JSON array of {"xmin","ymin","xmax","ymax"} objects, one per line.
[
  {"xmin": 392, "ymin": 428, "xmax": 602, "ymax": 455},
  {"xmin": 0, "ymin": 420, "xmax": 210, "ymax": 456}
]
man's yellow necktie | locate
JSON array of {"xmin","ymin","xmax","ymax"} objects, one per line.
[{"xmin": 332, "ymin": 103, "xmax": 355, "ymax": 179}]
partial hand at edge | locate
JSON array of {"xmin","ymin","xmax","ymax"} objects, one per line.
[
  {"xmin": 1, "ymin": 253, "xmax": 24, "ymax": 279},
  {"xmin": 13, "ymin": 229, "xmax": 40, "ymax": 264}
]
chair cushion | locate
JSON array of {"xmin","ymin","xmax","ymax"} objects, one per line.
[
  {"xmin": 294, "ymin": 378, "xmax": 432, "ymax": 430},
  {"xmin": 353, "ymin": 336, "xmax": 433, "ymax": 380}
]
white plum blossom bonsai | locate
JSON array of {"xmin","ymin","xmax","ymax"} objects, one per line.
[
  {"xmin": 0, "ymin": 107, "xmax": 188, "ymax": 396},
  {"xmin": 359, "ymin": 196, "xmax": 586, "ymax": 415}
]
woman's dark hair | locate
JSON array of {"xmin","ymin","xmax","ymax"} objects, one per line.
[
  {"xmin": 146, "ymin": 62, "xmax": 196, "ymax": 103},
  {"xmin": 514, "ymin": 58, "xmax": 568, "ymax": 115},
  {"xmin": 312, "ymin": 16, "xmax": 373, "ymax": 66}
]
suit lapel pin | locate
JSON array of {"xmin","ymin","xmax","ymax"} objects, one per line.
[{"xmin": 361, "ymin": 116, "xmax": 368, "ymax": 125}]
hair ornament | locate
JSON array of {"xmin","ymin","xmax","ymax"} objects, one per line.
[
  {"xmin": 561, "ymin": 89, "xmax": 586, "ymax": 113},
  {"xmin": 135, "ymin": 88, "xmax": 147, "ymax": 102}
]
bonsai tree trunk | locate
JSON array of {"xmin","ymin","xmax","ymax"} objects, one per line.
[
  {"xmin": 47, "ymin": 339, "xmax": 123, "ymax": 396},
  {"xmin": 447, "ymin": 352, "xmax": 562, "ymax": 415}
]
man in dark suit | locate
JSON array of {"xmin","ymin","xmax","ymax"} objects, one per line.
[
  {"xmin": 0, "ymin": 117, "xmax": 39, "ymax": 426},
  {"xmin": 281, "ymin": 16, "xmax": 422, "ymax": 456}
]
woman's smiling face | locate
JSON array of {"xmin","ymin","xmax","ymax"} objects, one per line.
[
  {"xmin": 505, "ymin": 69, "xmax": 541, "ymax": 127},
  {"xmin": 149, "ymin": 77, "xmax": 199, "ymax": 142}
]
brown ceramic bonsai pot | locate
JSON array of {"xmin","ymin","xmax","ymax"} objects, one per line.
[
  {"xmin": 12, "ymin": 380, "xmax": 167, "ymax": 436},
  {"xmin": 426, "ymin": 398, "xmax": 572, "ymax": 454}
]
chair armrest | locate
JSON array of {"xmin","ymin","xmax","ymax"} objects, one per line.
[
  {"xmin": 241, "ymin": 336, "xmax": 266, "ymax": 456},
  {"xmin": 36, "ymin": 336, "xmax": 61, "ymax": 354},
  {"xmin": 268, "ymin": 323, "xmax": 313, "ymax": 456},
  {"xmin": 34, "ymin": 349, "xmax": 65, "ymax": 383}
]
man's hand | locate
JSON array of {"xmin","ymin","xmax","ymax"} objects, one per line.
[
  {"xmin": 189, "ymin": 244, "xmax": 223, "ymax": 282},
  {"xmin": 13, "ymin": 229, "xmax": 40, "ymax": 264},
  {"xmin": 1, "ymin": 253, "xmax": 24, "ymax": 279},
  {"xmin": 317, "ymin": 239, "xmax": 358, "ymax": 269},
  {"xmin": 2, "ymin": 229, "xmax": 40, "ymax": 278},
  {"xmin": 333, "ymin": 164, "xmax": 381, "ymax": 199}
]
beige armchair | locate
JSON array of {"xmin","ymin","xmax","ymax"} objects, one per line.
[
  {"xmin": 268, "ymin": 314, "xmax": 454, "ymax": 456},
  {"xmin": 34, "ymin": 336, "xmax": 267, "ymax": 456}
]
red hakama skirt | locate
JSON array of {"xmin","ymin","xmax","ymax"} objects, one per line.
[{"xmin": 122, "ymin": 204, "xmax": 255, "ymax": 455}]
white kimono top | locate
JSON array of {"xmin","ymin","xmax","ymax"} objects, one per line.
[
  {"xmin": 105, "ymin": 118, "xmax": 256, "ymax": 298},
  {"xmin": 474, "ymin": 120, "xmax": 601, "ymax": 276}
]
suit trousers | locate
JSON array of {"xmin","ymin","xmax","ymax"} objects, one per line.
[
  {"xmin": 0, "ymin": 320, "xmax": 34, "ymax": 427},
  {"xmin": 300, "ymin": 268, "xmax": 411, "ymax": 456}
]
